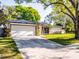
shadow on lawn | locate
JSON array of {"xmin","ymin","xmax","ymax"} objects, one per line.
[{"xmin": 0, "ymin": 38, "xmax": 22, "ymax": 59}]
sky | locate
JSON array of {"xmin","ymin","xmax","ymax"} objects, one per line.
[{"xmin": 1, "ymin": 0, "xmax": 52, "ymax": 22}]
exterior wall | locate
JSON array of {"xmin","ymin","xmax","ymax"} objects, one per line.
[
  {"xmin": 35, "ymin": 24, "xmax": 42, "ymax": 36},
  {"xmin": 49, "ymin": 27, "xmax": 65, "ymax": 34},
  {"xmin": 38, "ymin": 25, "xmax": 42, "ymax": 35}
]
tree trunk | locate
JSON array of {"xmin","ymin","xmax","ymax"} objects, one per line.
[{"xmin": 74, "ymin": 20, "xmax": 79, "ymax": 39}]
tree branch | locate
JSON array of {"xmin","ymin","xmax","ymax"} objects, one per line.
[
  {"xmin": 42, "ymin": 2, "xmax": 76, "ymax": 20},
  {"xmin": 0, "ymin": 15, "xmax": 6, "ymax": 19},
  {"xmin": 61, "ymin": 11, "xmax": 76, "ymax": 23},
  {"xmin": 40, "ymin": 0, "xmax": 48, "ymax": 6},
  {"xmin": 75, "ymin": 0, "xmax": 78, "ymax": 10},
  {"xmin": 69, "ymin": 0, "xmax": 75, "ymax": 8}
]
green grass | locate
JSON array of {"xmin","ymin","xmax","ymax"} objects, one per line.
[
  {"xmin": 0, "ymin": 37, "xmax": 22, "ymax": 59},
  {"xmin": 43, "ymin": 33, "xmax": 79, "ymax": 45}
]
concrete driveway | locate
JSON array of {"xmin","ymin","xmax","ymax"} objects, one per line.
[{"xmin": 12, "ymin": 35, "xmax": 79, "ymax": 59}]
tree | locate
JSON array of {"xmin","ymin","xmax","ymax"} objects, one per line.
[
  {"xmin": 41, "ymin": 0, "xmax": 79, "ymax": 38},
  {"xmin": 15, "ymin": 5, "xmax": 40, "ymax": 22},
  {"xmin": 38, "ymin": 0, "xmax": 79, "ymax": 39},
  {"xmin": 5, "ymin": 5, "xmax": 41, "ymax": 22},
  {"xmin": 5, "ymin": 6, "xmax": 17, "ymax": 20}
]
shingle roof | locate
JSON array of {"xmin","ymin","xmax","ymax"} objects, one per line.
[
  {"xmin": 7, "ymin": 20, "xmax": 35, "ymax": 24},
  {"xmin": 7, "ymin": 20, "xmax": 48, "ymax": 26}
]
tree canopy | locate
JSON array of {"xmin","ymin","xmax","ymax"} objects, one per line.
[
  {"xmin": 5, "ymin": 5, "xmax": 41, "ymax": 22},
  {"xmin": 15, "ymin": 5, "xmax": 40, "ymax": 22},
  {"xmin": 5, "ymin": 6, "xmax": 17, "ymax": 20},
  {"xmin": 0, "ymin": 9, "xmax": 6, "ymax": 24}
]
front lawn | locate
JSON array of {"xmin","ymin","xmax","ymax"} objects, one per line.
[
  {"xmin": 0, "ymin": 37, "xmax": 22, "ymax": 59},
  {"xmin": 43, "ymin": 34, "xmax": 79, "ymax": 45}
]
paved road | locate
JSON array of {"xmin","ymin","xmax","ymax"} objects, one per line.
[{"xmin": 13, "ymin": 36, "xmax": 79, "ymax": 59}]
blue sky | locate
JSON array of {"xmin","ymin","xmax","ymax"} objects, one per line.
[{"xmin": 1, "ymin": 0, "xmax": 52, "ymax": 22}]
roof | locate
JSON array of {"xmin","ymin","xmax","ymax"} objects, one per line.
[
  {"xmin": 7, "ymin": 20, "xmax": 35, "ymax": 24},
  {"xmin": 7, "ymin": 20, "xmax": 48, "ymax": 25}
]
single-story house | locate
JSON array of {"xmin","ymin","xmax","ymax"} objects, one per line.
[
  {"xmin": 7, "ymin": 20, "xmax": 50, "ymax": 36},
  {"xmin": 7, "ymin": 20, "xmax": 65, "ymax": 36}
]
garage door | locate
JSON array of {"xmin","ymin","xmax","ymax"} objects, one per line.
[{"xmin": 11, "ymin": 24, "xmax": 35, "ymax": 36}]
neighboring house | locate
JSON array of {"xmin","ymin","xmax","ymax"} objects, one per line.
[{"xmin": 49, "ymin": 26, "xmax": 65, "ymax": 34}]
